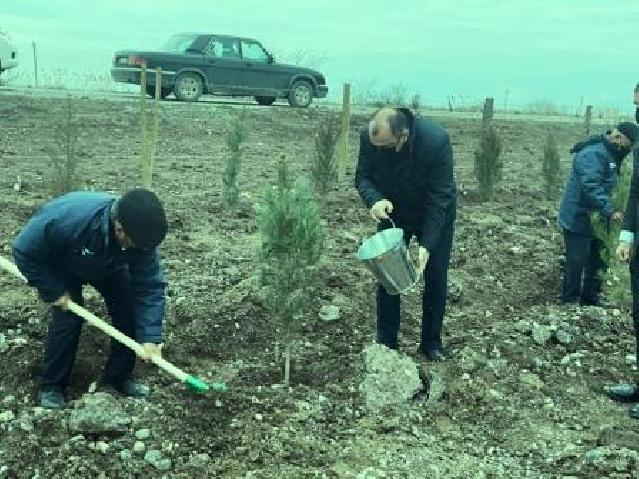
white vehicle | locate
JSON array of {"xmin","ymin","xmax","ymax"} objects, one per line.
[{"xmin": 0, "ymin": 33, "xmax": 18, "ymax": 75}]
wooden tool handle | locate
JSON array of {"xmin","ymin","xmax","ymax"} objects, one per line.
[{"xmin": 0, "ymin": 255, "xmax": 188, "ymax": 383}]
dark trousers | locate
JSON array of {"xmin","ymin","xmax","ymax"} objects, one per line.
[
  {"xmin": 39, "ymin": 268, "xmax": 137, "ymax": 392},
  {"xmin": 376, "ymin": 216, "xmax": 455, "ymax": 352},
  {"xmin": 630, "ymin": 258, "xmax": 639, "ymax": 371},
  {"xmin": 561, "ymin": 230, "xmax": 605, "ymax": 305}
]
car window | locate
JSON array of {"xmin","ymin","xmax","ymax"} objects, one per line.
[
  {"xmin": 241, "ymin": 41, "xmax": 269, "ymax": 63},
  {"xmin": 162, "ymin": 34, "xmax": 199, "ymax": 53},
  {"xmin": 205, "ymin": 38, "xmax": 241, "ymax": 60}
]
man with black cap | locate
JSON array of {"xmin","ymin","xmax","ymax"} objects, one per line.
[
  {"xmin": 559, "ymin": 121, "xmax": 638, "ymax": 306},
  {"xmin": 12, "ymin": 189, "xmax": 168, "ymax": 409},
  {"xmin": 606, "ymin": 85, "xmax": 639, "ymax": 418},
  {"xmin": 355, "ymin": 106, "xmax": 457, "ymax": 361}
]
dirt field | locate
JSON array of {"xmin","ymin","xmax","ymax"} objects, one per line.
[{"xmin": 1, "ymin": 92, "xmax": 638, "ymax": 478}]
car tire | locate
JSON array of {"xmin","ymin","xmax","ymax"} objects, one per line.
[
  {"xmin": 288, "ymin": 80, "xmax": 313, "ymax": 108},
  {"xmin": 255, "ymin": 96, "xmax": 276, "ymax": 106},
  {"xmin": 174, "ymin": 73, "xmax": 203, "ymax": 102}
]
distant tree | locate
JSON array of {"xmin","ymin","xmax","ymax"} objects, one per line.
[
  {"xmin": 542, "ymin": 133, "xmax": 561, "ymax": 200},
  {"xmin": 311, "ymin": 114, "xmax": 340, "ymax": 198}
]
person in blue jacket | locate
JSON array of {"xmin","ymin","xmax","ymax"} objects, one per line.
[
  {"xmin": 355, "ymin": 107, "xmax": 457, "ymax": 361},
  {"xmin": 12, "ymin": 189, "xmax": 168, "ymax": 409},
  {"xmin": 558, "ymin": 122, "xmax": 638, "ymax": 305},
  {"xmin": 606, "ymin": 84, "xmax": 639, "ymax": 417}
]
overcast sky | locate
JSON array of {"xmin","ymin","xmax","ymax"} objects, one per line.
[{"xmin": 1, "ymin": 0, "xmax": 637, "ymax": 111}]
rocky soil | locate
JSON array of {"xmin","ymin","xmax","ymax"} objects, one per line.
[{"xmin": 0, "ymin": 93, "xmax": 638, "ymax": 478}]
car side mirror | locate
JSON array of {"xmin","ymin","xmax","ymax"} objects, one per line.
[{"xmin": 267, "ymin": 54, "xmax": 274, "ymax": 64}]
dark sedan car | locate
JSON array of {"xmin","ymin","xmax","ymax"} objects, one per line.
[{"xmin": 111, "ymin": 33, "xmax": 328, "ymax": 107}]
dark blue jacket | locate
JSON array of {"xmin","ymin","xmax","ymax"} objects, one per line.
[
  {"xmin": 559, "ymin": 136, "xmax": 620, "ymax": 235},
  {"xmin": 12, "ymin": 192, "xmax": 166, "ymax": 343},
  {"xmin": 355, "ymin": 109, "xmax": 457, "ymax": 251}
]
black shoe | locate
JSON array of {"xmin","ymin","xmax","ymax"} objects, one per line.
[
  {"xmin": 605, "ymin": 383, "xmax": 639, "ymax": 403},
  {"xmin": 101, "ymin": 379, "xmax": 150, "ymax": 398},
  {"xmin": 417, "ymin": 346, "xmax": 447, "ymax": 362},
  {"xmin": 426, "ymin": 349, "xmax": 447, "ymax": 362},
  {"xmin": 629, "ymin": 404, "xmax": 639, "ymax": 419},
  {"xmin": 37, "ymin": 389, "xmax": 66, "ymax": 409}
]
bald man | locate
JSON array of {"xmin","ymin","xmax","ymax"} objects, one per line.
[{"xmin": 355, "ymin": 107, "xmax": 457, "ymax": 360}]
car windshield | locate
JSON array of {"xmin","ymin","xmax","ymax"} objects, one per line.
[{"xmin": 161, "ymin": 34, "xmax": 199, "ymax": 53}]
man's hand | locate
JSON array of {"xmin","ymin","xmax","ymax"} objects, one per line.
[
  {"xmin": 612, "ymin": 211, "xmax": 624, "ymax": 222},
  {"xmin": 370, "ymin": 200, "xmax": 393, "ymax": 222},
  {"xmin": 140, "ymin": 343, "xmax": 163, "ymax": 363},
  {"xmin": 417, "ymin": 247, "xmax": 429, "ymax": 276},
  {"xmin": 617, "ymin": 242, "xmax": 632, "ymax": 262},
  {"xmin": 52, "ymin": 293, "xmax": 70, "ymax": 310}
]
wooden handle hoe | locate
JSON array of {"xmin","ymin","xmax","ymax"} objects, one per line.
[{"xmin": 0, "ymin": 256, "xmax": 225, "ymax": 393}]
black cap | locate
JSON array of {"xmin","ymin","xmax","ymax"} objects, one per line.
[
  {"xmin": 114, "ymin": 189, "xmax": 167, "ymax": 249},
  {"xmin": 618, "ymin": 122, "xmax": 639, "ymax": 144}
]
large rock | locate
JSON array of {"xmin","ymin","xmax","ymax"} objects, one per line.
[
  {"xmin": 532, "ymin": 323, "xmax": 553, "ymax": 346},
  {"xmin": 359, "ymin": 344, "xmax": 423, "ymax": 412},
  {"xmin": 69, "ymin": 392, "xmax": 131, "ymax": 435}
]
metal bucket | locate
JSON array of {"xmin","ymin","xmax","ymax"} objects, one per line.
[{"xmin": 357, "ymin": 224, "xmax": 418, "ymax": 295}]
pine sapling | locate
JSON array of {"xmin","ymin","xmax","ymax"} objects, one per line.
[
  {"xmin": 311, "ymin": 115, "xmax": 340, "ymax": 197},
  {"xmin": 48, "ymin": 95, "xmax": 81, "ymax": 196},
  {"xmin": 542, "ymin": 133, "xmax": 561, "ymax": 200},
  {"xmin": 473, "ymin": 125, "xmax": 502, "ymax": 201},
  {"xmin": 257, "ymin": 158, "xmax": 324, "ymax": 386},
  {"xmin": 592, "ymin": 160, "xmax": 632, "ymax": 307},
  {"xmin": 223, "ymin": 114, "xmax": 248, "ymax": 207}
]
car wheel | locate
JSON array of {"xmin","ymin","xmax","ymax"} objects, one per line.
[
  {"xmin": 174, "ymin": 73, "xmax": 203, "ymax": 102},
  {"xmin": 255, "ymin": 96, "xmax": 276, "ymax": 106},
  {"xmin": 288, "ymin": 80, "xmax": 313, "ymax": 108}
]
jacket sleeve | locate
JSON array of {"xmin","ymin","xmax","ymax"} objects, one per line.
[
  {"xmin": 575, "ymin": 149, "xmax": 614, "ymax": 218},
  {"xmin": 622, "ymin": 148, "xmax": 639, "ymax": 233},
  {"xmin": 128, "ymin": 249, "xmax": 166, "ymax": 344},
  {"xmin": 12, "ymin": 216, "xmax": 68, "ymax": 303},
  {"xmin": 355, "ymin": 131, "xmax": 384, "ymax": 209},
  {"xmin": 419, "ymin": 137, "xmax": 456, "ymax": 251}
]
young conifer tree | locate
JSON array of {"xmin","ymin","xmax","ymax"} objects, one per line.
[
  {"xmin": 257, "ymin": 158, "xmax": 325, "ymax": 385},
  {"xmin": 542, "ymin": 133, "xmax": 561, "ymax": 200},
  {"xmin": 592, "ymin": 160, "xmax": 632, "ymax": 307},
  {"xmin": 223, "ymin": 114, "xmax": 248, "ymax": 207},
  {"xmin": 473, "ymin": 125, "xmax": 503, "ymax": 201}
]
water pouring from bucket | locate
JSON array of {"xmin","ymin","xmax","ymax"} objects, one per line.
[{"xmin": 356, "ymin": 219, "xmax": 419, "ymax": 295}]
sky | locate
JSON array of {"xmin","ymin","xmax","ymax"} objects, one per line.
[{"xmin": 1, "ymin": 0, "xmax": 637, "ymax": 111}]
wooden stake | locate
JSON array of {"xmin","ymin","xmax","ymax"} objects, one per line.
[
  {"xmin": 32, "ymin": 41, "xmax": 38, "ymax": 88},
  {"xmin": 482, "ymin": 97, "xmax": 495, "ymax": 128},
  {"xmin": 585, "ymin": 105, "xmax": 593, "ymax": 136},
  {"xmin": 139, "ymin": 65, "xmax": 149, "ymax": 187},
  {"xmin": 337, "ymin": 83, "xmax": 351, "ymax": 182}
]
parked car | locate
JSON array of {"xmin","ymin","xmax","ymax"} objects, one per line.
[
  {"xmin": 0, "ymin": 33, "xmax": 18, "ymax": 76},
  {"xmin": 111, "ymin": 33, "xmax": 328, "ymax": 107}
]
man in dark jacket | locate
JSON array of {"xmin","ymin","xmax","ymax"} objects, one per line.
[
  {"xmin": 606, "ymin": 85, "xmax": 639, "ymax": 418},
  {"xmin": 355, "ymin": 107, "xmax": 457, "ymax": 360},
  {"xmin": 558, "ymin": 122, "xmax": 638, "ymax": 305},
  {"xmin": 12, "ymin": 189, "xmax": 168, "ymax": 409}
]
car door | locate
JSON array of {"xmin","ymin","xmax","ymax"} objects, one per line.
[
  {"xmin": 239, "ymin": 40, "xmax": 289, "ymax": 95},
  {"xmin": 201, "ymin": 37, "xmax": 245, "ymax": 94}
]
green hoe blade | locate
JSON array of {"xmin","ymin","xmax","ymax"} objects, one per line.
[{"xmin": 184, "ymin": 375, "xmax": 227, "ymax": 393}]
